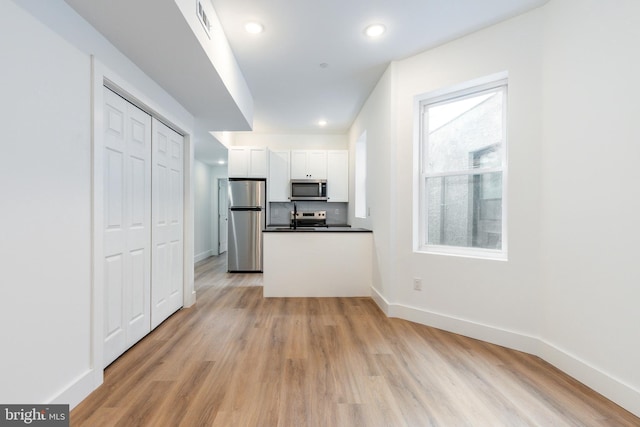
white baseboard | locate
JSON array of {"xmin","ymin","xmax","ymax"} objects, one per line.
[
  {"xmin": 370, "ymin": 289, "xmax": 640, "ymax": 418},
  {"xmin": 194, "ymin": 249, "xmax": 213, "ymax": 263},
  {"xmin": 49, "ymin": 368, "xmax": 101, "ymax": 410},
  {"xmin": 538, "ymin": 339, "xmax": 640, "ymax": 417},
  {"xmin": 370, "ymin": 286, "xmax": 390, "ymax": 315},
  {"xmin": 389, "ymin": 301, "xmax": 540, "ymax": 355}
]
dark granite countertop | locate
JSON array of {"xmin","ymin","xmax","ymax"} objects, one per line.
[{"xmin": 263, "ymin": 226, "xmax": 372, "ymax": 233}]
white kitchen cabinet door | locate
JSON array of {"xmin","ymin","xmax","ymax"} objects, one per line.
[
  {"xmin": 151, "ymin": 118, "xmax": 184, "ymax": 330},
  {"xmin": 290, "ymin": 150, "xmax": 327, "ymax": 179},
  {"xmin": 290, "ymin": 150, "xmax": 308, "ymax": 179},
  {"xmin": 327, "ymin": 150, "xmax": 349, "ymax": 202},
  {"xmin": 268, "ymin": 150, "xmax": 290, "ymax": 202},
  {"xmin": 308, "ymin": 151, "xmax": 328, "ymax": 179},
  {"xmin": 228, "ymin": 147, "xmax": 268, "ymax": 177},
  {"xmin": 103, "ymin": 87, "xmax": 152, "ymax": 367},
  {"xmin": 228, "ymin": 147, "xmax": 249, "ymax": 177},
  {"xmin": 248, "ymin": 147, "xmax": 268, "ymax": 177}
]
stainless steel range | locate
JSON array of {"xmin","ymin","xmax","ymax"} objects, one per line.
[{"xmin": 290, "ymin": 210, "xmax": 327, "ymax": 228}]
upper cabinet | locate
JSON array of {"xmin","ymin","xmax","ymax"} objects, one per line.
[
  {"xmin": 291, "ymin": 150, "xmax": 327, "ymax": 179},
  {"xmin": 228, "ymin": 147, "xmax": 268, "ymax": 178},
  {"xmin": 268, "ymin": 150, "xmax": 290, "ymax": 202},
  {"xmin": 229, "ymin": 147, "xmax": 348, "ymax": 203},
  {"xmin": 327, "ymin": 150, "xmax": 349, "ymax": 202}
]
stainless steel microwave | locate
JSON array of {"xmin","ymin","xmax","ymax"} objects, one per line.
[{"xmin": 290, "ymin": 179, "xmax": 328, "ymax": 201}]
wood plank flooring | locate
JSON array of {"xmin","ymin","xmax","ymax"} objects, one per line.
[{"xmin": 71, "ymin": 254, "xmax": 640, "ymax": 426}]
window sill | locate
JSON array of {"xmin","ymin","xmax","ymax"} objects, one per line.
[{"xmin": 416, "ymin": 245, "xmax": 508, "ymax": 261}]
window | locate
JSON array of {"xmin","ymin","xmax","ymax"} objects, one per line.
[
  {"xmin": 355, "ymin": 131, "xmax": 367, "ymax": 219},
  {"xmin": 416, "ymin": 75, "xmax": 507, "ymax": 259}
]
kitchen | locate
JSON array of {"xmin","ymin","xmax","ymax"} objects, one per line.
[{"xmin": 223, "ymin": 146, "xmax": 373, "ymax": 297}]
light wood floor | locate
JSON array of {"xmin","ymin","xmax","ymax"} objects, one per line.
[{"xmin": 71, "ymin": 254, "xmax": 639, "ymax": 426}]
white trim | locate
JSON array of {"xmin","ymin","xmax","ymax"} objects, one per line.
[
  {"xmin": 538, "ymin": 340, "xmax": 640, "ymax": 417},
  {"xmin": 49, "ymin": 369, "xmax": 95, "ymax": 409},
  {"xmin": 371, "ymin": 293, "xmax": 640, "ymax": 418},
  {"xmin": 424, "ymin": 167, "xmax": 503, "ymax": 178},
  {"xmin": 370, "ymin": 286, "xmax": 390, "ymax": 315},
  {"xmin": 194, "ymin": 249, "xmax": 213, "ymax": 263},
  {"xmin": 388, "ymin": 301, "xmax": 540, "ymax": 355},
  {"xmin": 414, "ymin": 72, "xmax": 509, "ymax": 259},
  {"xmin": 183, "ymin": 133, "xmax": 196, "ymax": 308},
  {"xmin": 419, "ymin": 244, "xmax": 508, "ymax": 261},
  {"xmin": 90, "ymin": 55, "xmax": 105, "ymax": 397},
  {"xmin": 414, "ymin": 71, "xmax": 509, "ymax": 106}
]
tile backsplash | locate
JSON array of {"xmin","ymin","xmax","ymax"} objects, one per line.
[{"xmin": 269, "ymin": 202, "xmax": 348, "ymax": 225}]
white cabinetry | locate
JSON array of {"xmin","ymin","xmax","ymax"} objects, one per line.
[
  {"xmin": 264, "ymin": 231, "xmax": 372, "ymax": 297},
  {"xmin": 268, "ymin": 150, "xmax": 290, "ymax": 202},
  {"xmin": 291, "ymin": 150, "xmax": 327, "ymax": 179},
  {"xmin": 327, "ymin": 150, "xmax": 349, "ymax": 202},
  {"xmin": 228, "ymin": 147, "xmax": 268, "ymax": 178}
]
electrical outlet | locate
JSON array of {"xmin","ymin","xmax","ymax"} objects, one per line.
[{"xmin": 413, "ymin": 278, "xmax": 422, "ymax": 291}]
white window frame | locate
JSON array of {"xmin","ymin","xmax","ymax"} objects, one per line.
[{"xmin": 413, "ymin": 72, "xmax": 508, "ymax": 261}]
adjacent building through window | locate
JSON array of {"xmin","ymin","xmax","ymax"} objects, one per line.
[{"xmin": 415, "ymin": 74, "xmax": 507, "ymax": 259}]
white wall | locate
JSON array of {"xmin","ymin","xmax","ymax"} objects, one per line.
[
  {"xmin": 394, "ymin": 7, "xmax": 544, "ymax": 350},
  {"xmin": 174, "ymin": 0, "xmax": 253, "ymax": 127},
  {"xmin": 233, "ymin": 132, "xmax": 348, "ymax": 150},
  {"xmin": 348, "ymin": 67, "xmax": 396, "ymax": 306},
  {"xmin": 539, "ymin": 0, "xmax": 640, "ymax": 414},
  {"xmin": 353, "ymin": 0, "xmax": 640, "ymax": 415},
  {"xmin": 0, "ymin": 1, "xmax": 92, "ymax": 406},
  {"xmin": 0, "ymin": 0, "xmax": 196, "ymax": 408},
  {"xmin": 194, "ymin": 160, "xmax": 213, "ymax": 261}
]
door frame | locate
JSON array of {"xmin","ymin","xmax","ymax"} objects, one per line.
[
  {"xmin": 217, "ymin": 178, "xmax": 228, "ymax": 254},
  {"xmin": 90, "ymin": 57, "xmax": 195, "ymax": 392}
]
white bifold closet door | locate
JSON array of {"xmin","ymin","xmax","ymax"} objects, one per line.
[
  {"xmin": 103, "ymin": 87, "xmax": 152, "ymax": 367},
  {"xmin": 102, "ymin": 88, "xmax": 185, "ymax": 367},
  {"xmin": 151, "ymin": 118, "xmax": 184, "ymax": 329}
]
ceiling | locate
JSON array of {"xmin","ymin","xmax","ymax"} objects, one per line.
[
  {"xmin": 210, "ymin": 0, "xmax": 548, "ymax": 134},
  {"xmin": 64, "ymin": 0, "xmax": 548, "ymax": 163}
]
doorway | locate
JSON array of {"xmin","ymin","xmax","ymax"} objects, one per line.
[{"xmin": 218, "ymin": 178, "xmax": 228, "ymax": 254}]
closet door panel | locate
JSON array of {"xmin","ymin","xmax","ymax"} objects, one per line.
[
  {"xmin": 152, "ymin": 119, "xmax": 184, "ymax": 329},
  {"xmin": 124, "ymin": 102, "xmax": 152, "ymax": 346},
  {"xmin": 102, "ymin": 87, "xmax": 151, "ymax": 367}
]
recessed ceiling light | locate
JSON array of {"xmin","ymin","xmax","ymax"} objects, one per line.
[
  {"xmin": 218, "ymin": 160, "xmax": 225, "ymax": 165},
  {"xmin": 318, "ymin": 120, "xmax": 328, "ymax": 127},
  {"xmin": 364, "ymin": 23, "xmax": 386, "ymax": 38},
  {"xmin": 245, "ymin": 21, "xmax": 264, "ymax": 34}
]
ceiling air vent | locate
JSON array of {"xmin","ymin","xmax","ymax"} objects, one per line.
[{"xmin": 197, "ymin": 1, "xmax": 212, "ymax": 38}]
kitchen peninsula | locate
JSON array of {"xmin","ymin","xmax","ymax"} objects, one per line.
[{"xmin": 262, "ymin": 227, "xmax": 373, "ymax": 297}]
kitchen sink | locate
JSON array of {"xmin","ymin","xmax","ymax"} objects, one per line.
[{"xmin": 269, "ymin": 227, "xmax": 318, "ymax": 231}]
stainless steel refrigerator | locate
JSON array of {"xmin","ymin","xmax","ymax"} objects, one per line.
[{"xmin": 227, "ymin": 178, "xmax": 266, "ymax": 272}]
